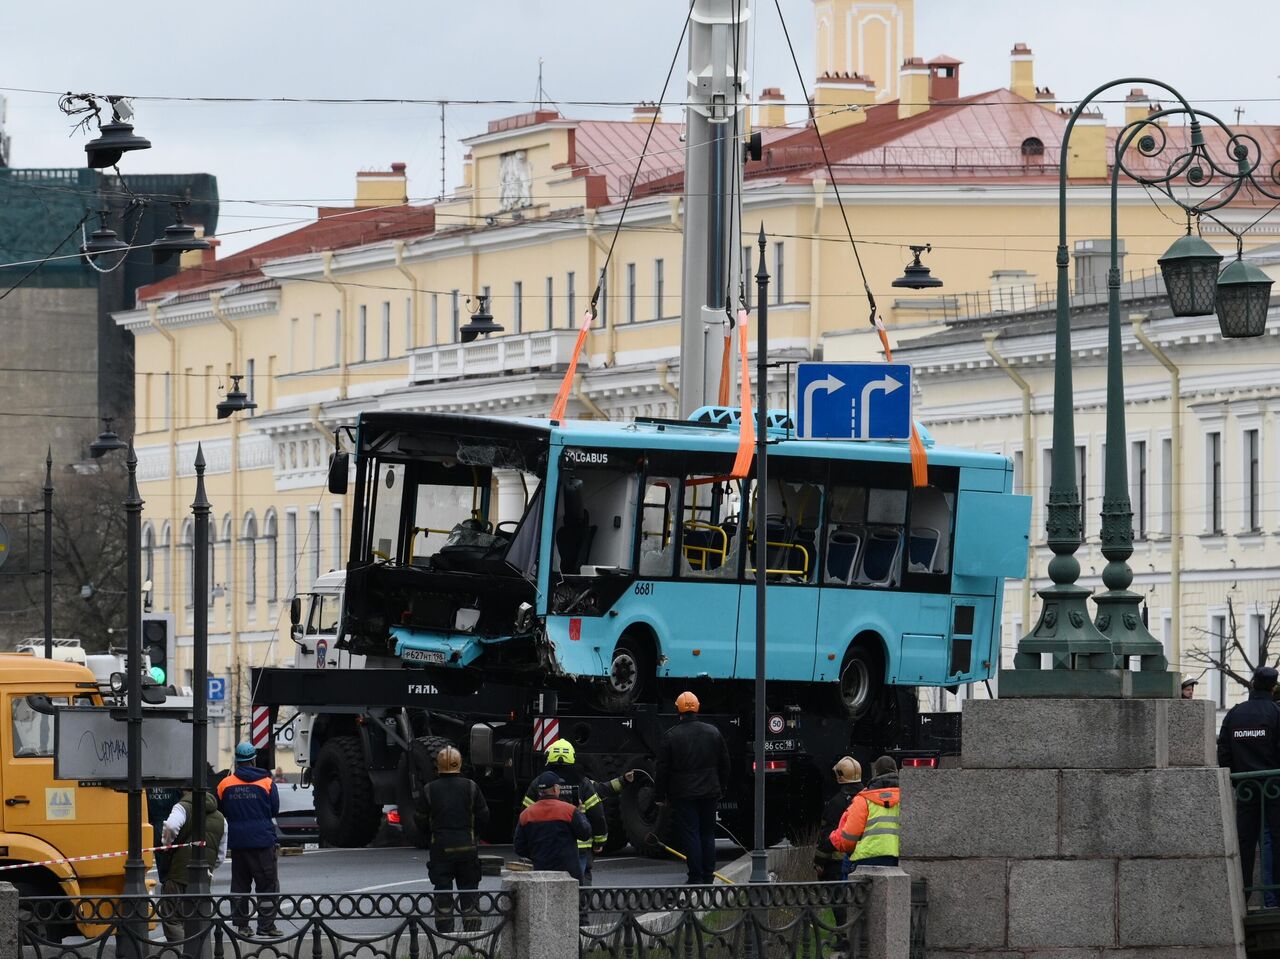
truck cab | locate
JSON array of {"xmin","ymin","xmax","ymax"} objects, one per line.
[
  {"xmin": 0, "ymin": 654, "xmax": 135, "ymax": 911},
  {"xmin": 289, "ymin": 571, "xmax": 364, "ymax": 672}
]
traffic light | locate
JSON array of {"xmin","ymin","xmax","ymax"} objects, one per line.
[{"xmin": 141, "ymin": 613, "xmax": 176, "ymax": 687}]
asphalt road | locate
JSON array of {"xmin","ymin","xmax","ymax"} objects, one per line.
[{"xmin": 201, "ymin": 840, "xmax": 744, "ymax": 896}]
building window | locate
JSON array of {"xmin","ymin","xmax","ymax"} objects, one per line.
[
  {"xmin": 310, "ymin": 314, "xmax": 319, "ymax": 368},
  {"xmin": 288, "ymin": 318, "xmax": 299, "ymax": 373},
  {"xmin": 1245, "ymin": 428, "xmax": 1261, "ymax": 532},
  {"xmin": 743, "ymin": 245, "xmax": 753, "ymax": 311},
  {"xmin": 245, "ymin": 358, "xmax": 256, "ymax": 417},
  {"xmin": 286, "ymin": 509, "xmax": 298, "ymax": 597},
  {"xmin": 331, "ymin": 504, "xmax": 344, "ymax": 569},
  {"xmin": 358, "ymin": 305, "xmax": 368, "ymax": 362},
  {"xmin": 1250, "ymin": 611, "xmax": 1267, "ymax": 666},
  {"xmin": 451, "ymin": 291, "xmax": 460, "ymax": 341},
  {"xmin": 513, "ymin": 281, "xmax": 523, "ymax": 334},
  {"xmin": 1076, "ymin": 445, "xmax": 1088, "ymax": 539},
  {"xmin": 1207, "ymin": 431, "xmax": 1223, "ymax": 534},
  {"xmin": 263, "ymin": 510, "xmax": 278, "ymax": 604},
  {"xmin": 599, "ymin": 272, "xmax": 608, "ymax": 328},
  {"xmin": 308, "ymin": 507, "xmax": 321, "ymax": 586},
  {"xmin": 1211, "ymin": 613, "xmax": 1227, "ymax": 708},
  {"xmin": 545, "ymin": 276, "xmax": 554, "ymax": 329},
  {"xmin": 333, "ymin": 310, "xmax": 342, "ymax": 366},
  {"xmin": 242, "ymin": 512, "xmax": 258, "ymax": 610},
  {"xmin": 1021, "ymin": 137, "xmax": 1045, "ymax": 157},
  {"xmin": 773, "ymin": 241, "xmax": 784, "ymax": 304},
  {"xmin": 381, "ymin": 301, "xmax": 391, "ymax": 359},
  {"xmin": 627, "ymin": 263, "xmax": 637, "ymax": 324},
  {"xmin": 1130, "ymin": 440, "xmax": 1147, "ymax": 540},
  {"xmin": 1012, "ymin": 450, "xmax": 1025, "ymax": 494},
  {"xmin": 405, "ymin": 297, "xmax": 413, "ymax": 351},
  {"xmin": 654, "ymin": 258, "xmax": 664, "ymax": 319},
  {"xmin": 566, "ymin": 271, "xmax": 576, "ymax": 325},
  {"xmin": 1160, "ymin": 437, "xmax": 1173, "ymax": 535}
]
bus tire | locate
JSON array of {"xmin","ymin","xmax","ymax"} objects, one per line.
[
  {"xmin": 839, "ymin": 643, "xmax": 884, "ymax": 721},
  {"xmin": 314, "ymin": 735, "xmax": 381, "ymax": 848},
  {"xmin": 589, "ymin": 633, "xmax": 652, "ymax": 712},
  {"xmin": 396, "ymin": 735, "xmax": 459, "ymax": 850}
]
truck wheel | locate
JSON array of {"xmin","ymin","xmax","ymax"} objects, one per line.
[
  {"xmin": 314, "ymin": 735, "xmax": 380, "ymax": 848},
  {"xmin": 397, "ymin": 735, "xmax": 459, "ymax": 850},
  {"xmin": 839, "ymin": 644, "xmax": 884, "ymax": 720},
  {"xmin": 588, "ymin": 635, "xmax": 651, "ymax": 712}
]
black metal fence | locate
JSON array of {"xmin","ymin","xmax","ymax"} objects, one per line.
[
  {"xmin": 1233, "ymin": 770, "xmax": 1280, "ymax": 909},
  {"xmin": 19, "ymin": 891, "xmax": 514, "ymax": 959},
  {"xmin": 579, "ymin": 880, "xmax": 871, "ymax": 958},
  {"xmin": 909, "ymin": 879, "xmax": 927, "ymax": 959}
]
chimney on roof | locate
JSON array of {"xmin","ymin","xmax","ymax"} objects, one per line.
[
  {"xmin": 632, "ymin": 101, "xmax": 662, "ymax": 124},
  {"xmin": 356, "ymin": 162, "xmax": 408, "ymax": 209},
  {"xmin": 814, "ymin": 72, "xmax": 876, "ymax": 135},
  {"xmin": 1066, "ymin": 109, "xmax": 1107, "ymax": 179},
  {"xmin": 926, "ymin": 57, "xmax": 961, "ymax": 102},
  {"xmin": 898, "ymin": 58, "xmax": 930, "ymax": 120},
  {"xmin": 1010, "ymin": 43, "xmax": 1035, "ymax": 101},
  {"xmin": 757, "ymin": 87, "xmax": 786, "ymax": 128},
  {"xmin": 179, "ymin": 228, "xmax": 216, "ymax": 271},
  {"xmin": 1036, "ymin": 86, "xmax": 1056, "ymax": 110},
  {"xmin": 461, "ymin": 153, "xmax": 474, "ymax": 191},
  {"xmin": 1124, "ymin": 88, "xmax": 1156, "ymax": 127}
]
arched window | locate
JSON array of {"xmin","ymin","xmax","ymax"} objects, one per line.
[
  {"xmin": 263, "ymin": 509, "xmax": 279, "ymax": 604},
  {"xmin": 242, "ymin": 511, "xmax": 258, "ymax": 612},
  {"xmin": 220, "ymin": 514, "xmax": 233, "ymax": 626},
  {"xmin": 180, "ymin": 519, "xmax": 194, "ymax": 611},
  {"xmin": 159, "ymin": 521, "xmax": 171, "ymax": 612},
  {"xmin": 1021, "ymin": 136, "xmax": 1045, "ymax": 158}
]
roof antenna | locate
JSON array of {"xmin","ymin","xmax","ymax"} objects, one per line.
[{"xmin": 536, "ymin": 57, "xmax": 546, "ymax": 110}]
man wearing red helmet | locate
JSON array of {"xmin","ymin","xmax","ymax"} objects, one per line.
[{"xmin": 655, "ymin": 691, "xmax": 730, "ymax": 885}]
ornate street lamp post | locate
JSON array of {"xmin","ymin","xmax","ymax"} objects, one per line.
[{"xmin": 1005, "ymin": 78, "xmax": 1280, "ymax": 697}]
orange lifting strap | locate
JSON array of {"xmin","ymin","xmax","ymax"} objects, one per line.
[
  {"xmin": 549, "ymin": 308, "xmax": 596, "ymax": 422},
  {"xmin": 731, "ymin": 309, "xmax": 754, "ymax": 479},
  {"xmin": 876, "ymin": 317, "xmax": 928, "ymax": 487},
  {"xmin": 717, "ymin": 322, "xmax": 733, "ymax": 407}
]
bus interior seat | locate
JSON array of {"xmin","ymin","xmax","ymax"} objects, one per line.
[
  {"xmin": 825, "ymin": 527, "xmax": 862, "ymax": 584},
  {"xmin": 681, "ymin": 524, "xmax": 724, "ymax": 571},
  {"xmin": 908, "ymin": 526, "xmax": 941, "ymax": 573},
  {"xmin": 855, "ymin": 527, "xmax": 902, "ymax": 586}
]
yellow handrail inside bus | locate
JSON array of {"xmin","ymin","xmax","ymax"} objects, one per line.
[
  {"xmin": 746, "ymin": 541, "xmax": 811, "ymax": 577},
  {"xmin": 681, "ymin": 521, "xmax": 729, "ymax": 571},
  {"xmin": 408, "ymin": 526, "xmax": 455, "ymax": 563}
]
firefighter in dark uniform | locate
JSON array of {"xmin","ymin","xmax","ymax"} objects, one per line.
[
  {"xmin": 414, "ymin": 745, "xmax": 490, "ymax": 933},
  {"xmin": 1217, "ymin": 665, "xmax": 1280, "ymax": 895},
  {"xmin": 522, "ymin": 738, "xmax": 627, "ymax": 886}
]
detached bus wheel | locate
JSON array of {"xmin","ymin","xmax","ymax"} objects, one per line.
[{"xmin": 839, "ymin": 645, "xmax": 883, "ymax": 721}]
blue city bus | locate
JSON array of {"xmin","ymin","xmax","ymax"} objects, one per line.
[{"xmin": 339, "ymin": 408, "xmax": 1031, "ymax": 717}]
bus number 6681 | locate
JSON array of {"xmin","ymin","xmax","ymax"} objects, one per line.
[{"xmin": 633, "ymin": 582, "xmax": 654, "ymax": 596}]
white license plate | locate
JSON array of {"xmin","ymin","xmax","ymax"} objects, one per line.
[
  {"xmin": 764, "ymin": 739, "xmax": 796, "ymax": 753},
  {"xmin": 402, "ymin": 648, "xmax": 446, "ymax": 664}
]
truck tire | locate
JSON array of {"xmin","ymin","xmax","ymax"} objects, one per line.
[
  {"xmin": 314, "ymin": 735, "xmax": 380, "ymax": 848},
  {"xmin": 838, "ymin": 644, "xmax": 884, "ymax": 720},
  {"xmin": 396, "ymin": 735, "xmax": 459, "ymax": 850}
]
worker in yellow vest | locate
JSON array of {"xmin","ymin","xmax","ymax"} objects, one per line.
[{"xmin": 830, "ymin": 755, "xmax": 900, "ymax": 870}]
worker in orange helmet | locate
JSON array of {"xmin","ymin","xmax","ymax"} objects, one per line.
[{"xmin": 655, "ymin": 691, "xmax": 730, "ymax": 884}]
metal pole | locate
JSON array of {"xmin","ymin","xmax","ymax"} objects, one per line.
[
  {"xmin": 42, "ymin": 449, "xmax": 53, "ymax": 660},
  {"xmin": 124, "ymin": 445, "xmax": 146, "ymax": 900},
  {"xmin": 189, "ymin": 445, "xmax": 211, "ymax": 893},
  {"xmin": 750, "ymin": 225, "xmax": 769, "ymax": 884}
]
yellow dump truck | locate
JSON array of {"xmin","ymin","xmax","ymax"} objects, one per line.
[{"xmin": 0, "ymin": 654, "xmax": 140, "ymax": 911}]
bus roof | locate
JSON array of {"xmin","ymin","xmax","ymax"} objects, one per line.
[{"xmin": 356, "ymin": 410, "xmax": 1008, "ymax": 471}]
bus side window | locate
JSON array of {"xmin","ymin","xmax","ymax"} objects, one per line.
[
  {"xmin": 745, "ymin": 475, "xmax": 821, "ymax": 583},
  {"xmin": 638, "ymin": 478, "xmax": 677, "ymax": 577},
  {"xmin": 553, "ymin": 468, "xmax": 634, "ymax": 574},
  {"xmin": 825, "ymin": 483, "xmax": 867, "ymax": 585},
  {"xmin": 855, "ymin": 488, "xmax": 907, "ymax": 587},
  {"xmin": 680, "ymin": 476, "xmax": 740, "ymax": 579}
]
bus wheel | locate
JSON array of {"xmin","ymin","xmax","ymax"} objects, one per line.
[
  {"xmin": 314, "ymin": 735, "xmax": 381, "ymax": 848},
  {"xmin": 589, "ymin": 635, "xmax": 651, "ymax": 712},
  {"xmin": 839, "ymin": 645, "xmax": 883, "ymax": 720}
]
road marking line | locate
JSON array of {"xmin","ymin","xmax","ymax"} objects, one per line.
[{"xmin": 349, "ymin": 878, "xmax": 430, "ymax": 893}]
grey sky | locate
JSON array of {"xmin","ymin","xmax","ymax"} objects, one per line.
[{"xmin": 3, "ymin": 1, "xmax": 1279, "ymax": 256}]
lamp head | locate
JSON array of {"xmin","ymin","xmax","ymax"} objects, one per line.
[
  {"xmin": 216, "ymin": 375, "xmax": 257, "ymax": 419},
  {"xmin": 458, "ymin": 295, "xmax": 503, "ymax": 343},
  {"xmin": 891, "ymin": 244, "xmax": 944, "ymax": 290}
]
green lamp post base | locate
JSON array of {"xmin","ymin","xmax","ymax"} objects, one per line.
[
  {"xmin": 1093, "ymin": 587, "xmax": 1181, "ymax": 698},
  {"xmin": 1005, "ymin": 582, "xmax": 1126, "ymax": 698}
]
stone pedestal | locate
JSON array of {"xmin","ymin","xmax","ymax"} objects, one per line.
[{"xmin": 901, "ymin": 697, "xmax": 1246, "ymax": 958}]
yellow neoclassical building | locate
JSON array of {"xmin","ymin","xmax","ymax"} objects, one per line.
[{"xmin": 115, "ymin": 0, "xmax": 1280, "ymax": 742}]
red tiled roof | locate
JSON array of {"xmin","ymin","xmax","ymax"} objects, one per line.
[
  {"xmin": 570, "ymin": 120, "xmax": 687, "ymax": 203},
  {"xmin": 137, "ymin": 204, "xmax": 436, "ymax": 301}
]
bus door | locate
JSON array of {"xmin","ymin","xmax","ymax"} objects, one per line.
[{"xmin": 735, "ymin": 472, "xmax": 822, "ymax": 681}]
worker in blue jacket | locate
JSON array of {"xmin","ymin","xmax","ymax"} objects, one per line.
[
  {"xmin": 217, "ymin": 742, "xmax": 282, "ymax": 937},
  {"xmin": 513, "ymin": 772, "xmax": 592, "ymax": 879}
]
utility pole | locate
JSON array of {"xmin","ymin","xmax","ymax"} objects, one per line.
[{"xmin": 679, "ymin": 0, "xmax": 749, "ymax": 416}]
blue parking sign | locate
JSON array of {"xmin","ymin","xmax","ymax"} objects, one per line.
[
  {"xmin": 796, "ymin": 362, "xmax": 912, "ymax": 440},
  {"xmin": 208, "ymin": 676, "xmax": 227, "ymax": 702}
]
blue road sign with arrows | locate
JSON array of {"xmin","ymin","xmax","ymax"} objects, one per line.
[
  {"xmin": 795, "ymin": 362, "xmax": 912, "ymax": 440},
  {"xmin": 208, "ymin": 677, "xmax": 226, "ymax": 702}
]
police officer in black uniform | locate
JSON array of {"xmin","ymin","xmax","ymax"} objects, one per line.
[{"xmin": 1217, "ymin": 665, "xmax": 1280, "ymax": 893}]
